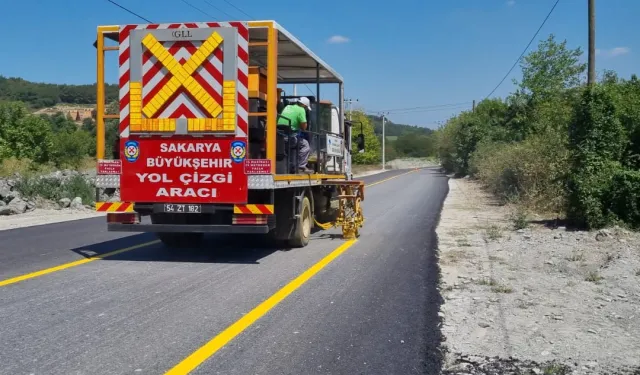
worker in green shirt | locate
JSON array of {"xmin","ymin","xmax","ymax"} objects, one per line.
[{"xmin": 277, "ymin": 97, "xmax": 312, "ymax": 173}]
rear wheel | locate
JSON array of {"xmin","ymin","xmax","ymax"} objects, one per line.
[{"xmin": 288, "ymin": 196, "xmax": 312, "ymax": 248}]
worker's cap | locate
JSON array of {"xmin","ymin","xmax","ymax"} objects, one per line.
[{"xmin": 296, "ymin": 97, "xmax": 312, "ymax": 110}]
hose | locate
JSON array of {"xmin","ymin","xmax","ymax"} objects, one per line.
[{"xmin": 313, "ymin": 217, "xmax": 334, "ymax": 230}]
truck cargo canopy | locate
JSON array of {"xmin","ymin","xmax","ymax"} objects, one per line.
[
  {"xmin": 249, "ymin": 21, "xmax": 343, "ymax": 85},
  {"xmin": 94, "ymin": 21, "xmax": 343, "ymax": 84}
]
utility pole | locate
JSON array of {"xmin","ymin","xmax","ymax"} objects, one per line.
[
  {"xmin": 344, "ymin": 98, "xmax": 358, "ymax": 120},
  {"xmin": 588, "ymin": 0, "xmax": 596, "ymax": 85},
  {"xmin": 379, "ymin": 111, "xmax": 388, "ymax": 170},
  {"xmin": 472, "ymin": 100, "xmax": 476, "ymax": 112}
]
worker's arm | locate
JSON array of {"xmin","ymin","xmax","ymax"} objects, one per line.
[{"xmin": 299, "ymin": 107, "xmax": 307, "ymax": 131}]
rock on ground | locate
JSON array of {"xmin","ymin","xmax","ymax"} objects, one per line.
[
  {"xmin": 0, "ymin": 169, "xmax": 112, "ymax": 229},
  {"xmin": 436, "ymin": 177, "xmax": 640, "ymax": 375}
]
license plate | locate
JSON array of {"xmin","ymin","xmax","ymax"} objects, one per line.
[{"xmin": 163, "ymin": 204, "xmax": 202, "ymax": 213}]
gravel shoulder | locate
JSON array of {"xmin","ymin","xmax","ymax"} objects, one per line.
[{"xmin": 436, "ymin": 177, "xmax": 640, "ymax": 375}]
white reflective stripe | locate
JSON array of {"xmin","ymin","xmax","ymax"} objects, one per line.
[
  {"xmin": 142, "ymin": 67, "xmax": 168, "ymax": 100},
  {"xmin": 120, "ymin": 103, "xmax": 129, "ymax": 119},
  {"xmin": 119, "ymin": 81, "xmax": 129, "ymax": 102},
  {"xmin": 195, "ymin": 65, "xmax": 222, "ymax": 97},
  {"xmin": 157, "ymin": 93, "xmax": 206, "ymax": 118}
]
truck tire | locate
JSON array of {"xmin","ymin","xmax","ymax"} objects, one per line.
[
  {"xmin": 156, "ymin": 232, "xmax": 203, "ymax": 249},
  {"xmin": 288, "ymin": 196, "xmax": 312, "ymax": 248}
]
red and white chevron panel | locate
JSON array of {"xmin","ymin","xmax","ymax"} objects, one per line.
[{"xmin": 118, "ymin": 22, "xmax": 249, "ymax": 138}]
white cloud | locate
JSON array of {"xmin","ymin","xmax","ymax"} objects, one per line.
[
  {"xmin": 327, "ymin": 35, "xmax": 350, "ymax": 44},
  {"xmin": 506, "ymin": 0, "xmax": 516, "ymax": 6},
  {"xmin": 596, "ymin": 47, "xmax": 631, "ymax": 58}
]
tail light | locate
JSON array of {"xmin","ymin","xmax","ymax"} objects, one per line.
[
  {"xmin": 232, "ymin": 215, "xmax": 267, "ymax": 225},
  {"xmin": 107, "ymin": 212, "xmax": 139, "ymax": 224}
]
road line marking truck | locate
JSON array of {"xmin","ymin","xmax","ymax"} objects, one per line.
[{"xmin": 93, "ymin": 20, "xmax": 366, "ymax": 248}]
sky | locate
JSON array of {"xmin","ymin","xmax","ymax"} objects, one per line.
[{"xmin": 0, "ymin": 0, "xmax": 637, "ymax": 128}]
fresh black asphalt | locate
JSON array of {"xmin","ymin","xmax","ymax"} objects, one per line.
[{"xmin": 0, "ymin": 168, "xmax": 449, "ymax": 374}]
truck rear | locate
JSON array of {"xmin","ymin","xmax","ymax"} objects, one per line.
[{"xmin": 94, "ymin": 21, "xmax": 365, "ymax": 248}]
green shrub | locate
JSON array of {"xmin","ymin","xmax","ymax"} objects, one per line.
[
  {"xmin": 607, "ymin": 169, "xmax": 640, "ymax": 229},
  {"xmin": 566, "ymin": 159, "xmax": 623, "ymax": 229},
  {"xmin": 469, "ymin": 132, "xmax": 569, "ymax": 213},
  {"xmin": 14, "ymin": 174, "xmax": 94, "ymax": 204},
  {"xmin": 50, "ymin": 130, "xmax": 94, "ymax": 168},
  {"xmin": 567, "ymin": 85, "xmax": 628, "ymax": 229}
]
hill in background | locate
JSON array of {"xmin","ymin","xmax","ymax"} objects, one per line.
[
  {"xmin": 367, "ymin": 114, "xmax": 433, "ymax": 139},
  {"xmin": 0, "ymin": 75, "xmax": 432, "ymax": 133},
  {"xmin": 0, "ymin": 75, "xmax": 118, "ymax": 110}
]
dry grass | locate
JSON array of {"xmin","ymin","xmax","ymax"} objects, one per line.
[
  {"xmin": 585, "ymin": 270, "xmax": 603, "ymax": 283},
  {"xmin": 491, "ymin": 284, "xmax": 514, "ymax": 293},
  {"xmin": 0, "ymin": 157, "xmax": 56, "ymax": 177},
  {"xmin": 484, "ymin": 225, "xmax": 503, "ymax": 241}
]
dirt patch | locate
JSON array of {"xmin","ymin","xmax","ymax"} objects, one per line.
[{"xmin": 436, "ymin": 177, "xmax": 640, "ymax": 374}]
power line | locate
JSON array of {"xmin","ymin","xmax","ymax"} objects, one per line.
[
  {"xmin": 214, "ymin": 1, "xmax": 316, "ymax": 95},
  {"xmin": 203, "ymin": 0, "xmax": 235, "ymax": 19},
  {"xmin": 181, "ymin": 0, "xmax": 218, "ymax": 19},
  {"xmin": 105, "ymin": 0, "xmax": 152, "ymax": 23},
  {"xmin": 221, "ymin": 0, "xmax": 254, "ymax": 19},
  {"xmin": 366, "ymin": 105, "xmax": 469, "ymax": 116},
  {"xmin": 483, "ymin": 0, "xmax": 561, "ymax": 99},
  {"xmin": 371, "ymin": 101, "xmax": 473, "ymax": 114},
  {"xmin": 386, "ymin": 105, "xmax": 471, "ymax": 115}
]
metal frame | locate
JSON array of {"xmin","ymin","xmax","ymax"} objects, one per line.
[
  {"xmin": 96, "ymin": 25, "xmax": 119, "ymax": 160},
  {"xmin": 247, "ymin": 21, "xmax": 346, "ymax": 181}
]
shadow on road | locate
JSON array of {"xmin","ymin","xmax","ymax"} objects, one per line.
[{"xmin": 69, "ymin": 229, "xmax": 338, "ymax": 265}]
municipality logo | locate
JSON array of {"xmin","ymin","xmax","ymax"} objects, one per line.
[
  {"xmin": 230, "ymin": 140, "xmax": 246, "ymax": 163},
  {"xmin": 124, "ymin": 140, "xmax": 140, "ymax": 162}
]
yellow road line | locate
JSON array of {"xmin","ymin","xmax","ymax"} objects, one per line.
[
  {"xmin": 164, "ymin": 240, "xmax": 357, "ymax": 375},
  {"xmin": 165, "ymin": 169, "xmax": 422, "ymax": 374},
  {"xmin": 365, "ymin": 168, "xmax": 420, "ymax": 187},
  {"xmin": 0, "ymin": 240, "xmax": 160, "ymax": 288},
  {"xmin": 0, "ymin": 168, "xmax": 420, "ymax": 290}
]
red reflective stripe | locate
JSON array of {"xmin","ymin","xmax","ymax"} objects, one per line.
[
  {"xmin": 235, "ymin": 205, "xmax": 252, "ymax": 214},
  {"xmin": 118, "ymin": 202, "xmax": 132, "ymax": 212},
  {"xmin": 255, "ymin": 205, "xmax": 273, "ymax": 214},
  {"xmin": 99, "ymin": 202, "xmax": 113, "ymax": 211}
]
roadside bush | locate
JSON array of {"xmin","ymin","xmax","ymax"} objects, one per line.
[
  {"xmin": 50, "ymin": 130, "xmax": 95, "ymax": 169},
  {"xmin": 469, "ymin": 132, "xmax": 569, "ymax": 213},
  {"xmin": 607, "ymin": 169, "xmax": 640, "ymax": 229},
  {"xmin": 14, "ymin": 174, "xmax": 94, "ymax": 204},
  {"xmin": 566, "ymin": 159, "xmax": 623, "ymax": 229},
  {"xmin": 567, "ymin": 85, "xmax": 628, "ymax": 229},
  {"xmin": 0, "ymin": 157, "xmax": 55, "ymax": 177}
]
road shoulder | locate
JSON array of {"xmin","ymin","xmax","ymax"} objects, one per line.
[{"xmin": 436, "ymin": 177, "xmax": 640, "ymax": 374}]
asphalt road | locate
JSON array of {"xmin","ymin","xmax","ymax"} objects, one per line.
[{"xmin": 0, "ymin": 168, "xmax": 449, "ymax": 375}]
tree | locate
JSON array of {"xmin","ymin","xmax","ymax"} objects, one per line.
[
  {"xmin": 4, "ymin": 114, "xmax": 54, "ymax": 163},
  {"xmin": 395, "ymin": 133, "xmax": 435, "ymax": 157},
  {"xmin": 0, "ymin": 101, "xmax": 31, "ymax": 160},
  {"xmin": 515, "ymin": 34, "xmax": 586, "ymax": 101},
  {"xmin": 349, "ymin": 110, "xmax": 381, "ymax": 164}
]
